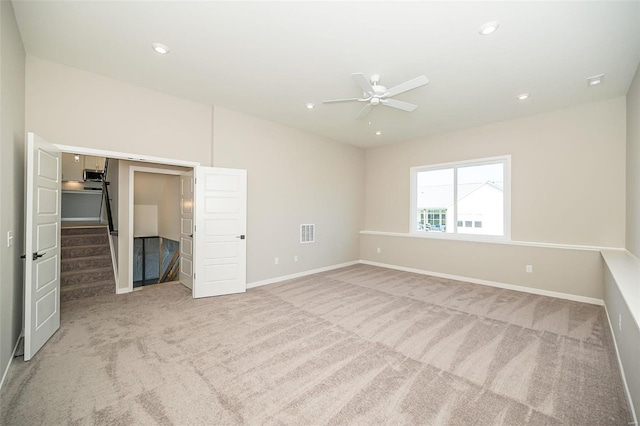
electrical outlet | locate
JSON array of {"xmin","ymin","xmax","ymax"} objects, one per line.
[
  {"xmin": 526, "ymin": 265, "xmax": 533, "ymax": 273},
  {"xmin": 376, "ymin": 247, "xmax": 381, "ymax": 254},
  {"xmin": 274, "ymin": 257, "xmax": 279, "ymax": 265},
  {"xmin": 294, "ymin": 255, "xmax": 298, "ymax": 262},
  {"xmin": 618, "ymin": 314, "xmax": 622, "ymax": 331}
]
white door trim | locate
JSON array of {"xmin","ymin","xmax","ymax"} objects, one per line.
[
  {"xmin": 53, "ymin": 144, "xmax": 199, "ymax": 168},
  {"xmin": 127, "ymin": 166, "xmax": 192, "ymax": 293}
]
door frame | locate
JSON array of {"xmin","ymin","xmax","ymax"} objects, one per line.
[
  {"xmin": 128, "ymin": 166, "xmax": 190, "ymax": 293},
  {"xmin": 52, "ymin": 144, "xmax": 199, "ymax": 295},
  {"xmin": 54, "ymin": 145, "xmax": 199, "ymax": 168}
]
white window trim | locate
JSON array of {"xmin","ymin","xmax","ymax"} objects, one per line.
[{"xmin": 410, "ymin": 155, "xmax": 511, "ymax": 242}]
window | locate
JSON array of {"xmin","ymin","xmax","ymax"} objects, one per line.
[
  {"xmin": 410, "ymin": 156, "xmax": 509, "ymax": 238},
  {"xmin": 418, "ymin": 208, "xmax": 447, "ymax": 231}
]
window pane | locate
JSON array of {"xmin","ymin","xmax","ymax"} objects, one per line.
[
  {"xmin": 456, "ymin": 163, "xmax": 504, "ymax": 236},
  {"xmin": 416, "ymin": 168, "xmax": 453, "ymax": 233}
]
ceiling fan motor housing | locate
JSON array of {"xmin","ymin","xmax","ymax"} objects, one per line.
[{"xmin": 367, "ymin": 84, "xmax": 387, "ymax": 105}]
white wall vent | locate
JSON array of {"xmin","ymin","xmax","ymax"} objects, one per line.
[{"xmin": 300, "ymin": 224, "xmax": 315, "ymax": 243}]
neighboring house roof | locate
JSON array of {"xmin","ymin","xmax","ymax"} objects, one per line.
[{"xmin": 417, "ymin": 181, "xmax": 503, "ymax": 209}]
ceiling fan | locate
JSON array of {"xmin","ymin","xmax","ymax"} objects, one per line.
[{"xmin": 323, "ymin": 73, "xmax": 429, "ymax": 119}]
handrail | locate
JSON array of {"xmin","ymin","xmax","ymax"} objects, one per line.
[
  {"xmin": 160, "ymin": 250, "xmax": 180, "ymax": 282},
  {"xmin": 102, "ymin": 158, "xmax": 116, "ymax": 235}
]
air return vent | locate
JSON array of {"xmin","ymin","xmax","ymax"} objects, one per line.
[{"xmin": 300, "ymin": 224, "xmax": 315, "ymax": 244}]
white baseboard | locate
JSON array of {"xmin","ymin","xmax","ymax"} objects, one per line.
[
  {"xmin": 247, "ymin": 261, "xmax": 360, "ymax": 289},
  {"xmin": 116, "ymin": 287, "xmax": 130, "ymax": 294},
  {"xmin": 1, "ymin": 332, "xmax": 23, "ymax": 391},
  {"xmin": 604, "ymin": 304, "xmax": 638, "ymax": 425},
  {"xmin": 360, "ymin": 260, "xmax": 604, "ymax": 306}
]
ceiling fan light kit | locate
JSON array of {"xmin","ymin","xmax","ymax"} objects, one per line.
[{"xmin": 323, "ymin": 73, "xmax": 429, "ymax": 119}]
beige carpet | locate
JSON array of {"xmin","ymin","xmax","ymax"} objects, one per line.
[{"xmin": 0, "ymin": 264, "xmax": 631, "ymax": 425}]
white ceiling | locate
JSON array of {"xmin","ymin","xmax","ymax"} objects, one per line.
[{"xmin": 12, "ymin": 1, "xmax": 640, "ymax": 148}]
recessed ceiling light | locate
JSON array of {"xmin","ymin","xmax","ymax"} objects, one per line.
[
  {"xmin": 375, "ymin": 131, "xmax": 382, "ymax": 136},
  {"xmin": 305, "ymin": 103, "xmax": 315, "ymax": 109},
  {"xmin": 151, "ymin": 42, "xmax": 170, "ymax": 55},
  {"xmin": 587, "ymin": 74, "xmax": 605, "ymax": 86},
  {"xmin": 517, "ymin": 93, "xmax": 530, "ymax": 101},
  {"xmin": 479, "ymin": 21, "xmax": 500, "ymax": 36}
]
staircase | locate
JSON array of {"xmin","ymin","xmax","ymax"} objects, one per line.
[{"xmin": 61, "ymin": 226, "xmax": 115, "ymax": 302}]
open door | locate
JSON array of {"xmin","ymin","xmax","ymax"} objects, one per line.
[
  {"xmin": 179, "ymin": 171, "xmax": 194, "ymax": 290},
  {"xmin": 24, "ymin": 133, "xmax": 62, "ymax": 361},
  {"xmin": 193, "ymin": 167, "xmax": 247, "ymax": 298}
]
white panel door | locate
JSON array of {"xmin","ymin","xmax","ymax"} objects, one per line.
[
  {"xmin": 193, "ymin": 167, "xmax": 247, "ymax": 298},
  {"xmin": 24, "ymin": 132, "xmax": 61, "ymax": 361},
  {"xmin": 179, "ymin": 171, "xmax": 194, "ymax": 290}
]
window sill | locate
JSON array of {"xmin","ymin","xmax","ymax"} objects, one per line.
[
  {"xmin": 407, "ymin": 230, "xmax": 508, "ymax": 243},
  {"xmin": 360, "ymin": 230, "xmax": 615, "ymax": 252}
]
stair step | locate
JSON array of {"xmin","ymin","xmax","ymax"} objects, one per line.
[
  {"xmin": 62, "ymin": 244, "xmax": 111, "ymax": 258},
  {"xmin": 62, "ymin": 234, "xmax": 109, "ymax": 247},
  {"xmin": 61, "ymin": 280, "xmax": 114, "ymax": 302},
  {"xmin": 61, "ymin": 255, "xmax": 112, "ymax": 272},
  {"xmin": 61, "ymin": 266, "xmax": 114, "ymax": 286},
  {"xmin": 61, "ymin": 227, "xmax": 108, "ymax": 236},
  {"xmin": 59, "ymin": 226, "xmax": 115, "ymax": 303}
]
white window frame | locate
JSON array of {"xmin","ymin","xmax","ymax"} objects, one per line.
[{"xmin": 410, "ymin": 155, "xmax": 511, "ymax": 242}]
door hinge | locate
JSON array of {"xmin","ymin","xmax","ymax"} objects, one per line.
[
  {"xmin": 193, "ymin": 273, "xmax": 196, "ymax": 280},
  {"xmin": 194, "ymin": 178, "xmax": 197, "ymax": 184}
]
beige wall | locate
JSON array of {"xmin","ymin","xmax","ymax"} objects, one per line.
[
  {"xmin": 25, "ymin": 57, "xmax": 213, "ymax": 165},
  {"xmin": 132, "ymin": 172, "xmax": 180, "ymax": 240},
  {"xmin": 362, "ymin": 235, "xmax": 604, "ymax": 299},
  {"xmin": 23, "ymin": 58, "xmax": 365, "ymax": 289},
  {"xmin": 212, "ymin": 106, "xmax": 365, "ymax": 284},
  {"xmin": 133, "ymin": 205, "xmax": 158, "ymax": 237},
  {"xmin": 0, "ymin": 1, "xmax": 26, "ymax": 385},
  {"xmin": 627, "ymin": 65, "xmax": 640, "ymax": 257},
  {"xmin": 362, "ymin": 98, "xmax": 626, "ymax": 299},
  {"xmin": 365, "ymin": 97, "xmax": 626, "ymax": 246}
]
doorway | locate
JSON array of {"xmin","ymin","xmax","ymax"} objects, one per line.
[
  {"xmin": 54, "ymin": 143, "xmax": 199, "ymax": 295},
  {"xmin": 131, "ymin": 170, "xmax": 184, "ymax": 289}
]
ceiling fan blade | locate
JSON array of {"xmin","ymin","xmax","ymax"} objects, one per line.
[
  {"xmin": 352, "ymin": 73, "xmax": 375, "ymax": 95},
  {"xmin": 382, "ymin": 98, "xmax": 418, "ymax": 112},
  {"xmin": 356, "ymin": 103, "xmax": 373, "ymax": 119},
  {"xmin": 385, "ymin": 75, "xmax": 429, "ymax": 98},
  {"xmin": 323, "ymin": 98, "xmax": 363, "ymax": 103}
]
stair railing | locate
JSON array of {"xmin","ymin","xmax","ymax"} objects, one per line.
[{"xmin": 102, "ymin": 158, "xmax": 116, "ymax": 235}]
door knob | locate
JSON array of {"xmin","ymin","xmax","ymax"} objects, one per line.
[{"xmin": 32, "ymin": 252, "xmax": 46, "ymax": 261}]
